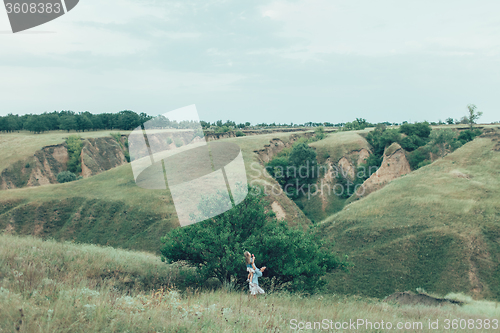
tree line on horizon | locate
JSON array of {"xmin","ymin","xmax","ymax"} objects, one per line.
[
  {"xmin": 0, "ymin": 110, "xmax": 153, "ymax": 134},
  {"xmin": 0, "ymin": 104, "xmax": 493, "ymax": 134},
  {"xmin": 0, "ymin": 110, "xmax": 349, "ymax": 134}
]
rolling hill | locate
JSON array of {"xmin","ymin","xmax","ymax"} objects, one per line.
[{"xmin": 319, "ymin": 126, "xmax": 500, "ymax": 299}]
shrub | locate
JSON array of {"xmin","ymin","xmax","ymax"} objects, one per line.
[
  {"xmin": 407, "ymin": 147, "xmax": 430, "ymax": 170},
  {"xmin": 66, "ymin": 135, "xmax": 83, "ymax": 174},
  {"xmin": 417, "ymin": 160, "xmax": 432, "ymax": 169},
  {"xmin": 57, "ymin": 171, "xmax": 77, "ymax": 183},
  {"xmin": 174, "ymin": 138, "xmax": 183, "ymax": 147},
  {"xmin": 314, "ymin": 126, "xmax": 326, "ymax": 140},
  {"xmin": 265, "ymin": 142, "xmax": 318, "ymax": 199},
  {"xmin": 458, "ymin": 129, "xmax": 482, "ymax": 144},
  {"xmin": 235, "ymin": 130, "xmax": 245, "ymax": 137},
  {"xmin": 399, "ymin": 122, "xmax": 431, "ymax": 139}
]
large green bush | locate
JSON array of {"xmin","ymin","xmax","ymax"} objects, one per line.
[
  {"xmin": 160, "ymin": 186, "xmax": 347, "ymax": 293},
  {"xmin": 57, "ymin": 171, "xmax": 77, "ymax": 183},
  {"xmin": 458, "ymin": 129, "xmax": 482, "ymax": 144}
]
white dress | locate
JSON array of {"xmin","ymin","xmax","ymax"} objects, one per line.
[{"xmin": 249, "ymin": 267, "xmax": 265, "ymax": 295}]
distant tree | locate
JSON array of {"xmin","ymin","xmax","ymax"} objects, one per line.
[
  {"xmin": 466, "ymin": 104, "xmax": 483, "ymax": 130},
  {"xmin": 25, "ymin": 115, "xmax": 48, "ymax": 134},
  {"xmin": 344, "ymin": 118, "xmax": 371, "ymax": 131},
  {"xmin": 77, "ymin": 115, "xmax": 93, "ymax": 132},
  {"xmin": 91, "ymin": 116, "xmax": 104, "ymax": 131},
  {"xmin": 399, "ymin": 122, "xmax": 431, "ymax": 138},
  {"xmin": 139, "ymin": 112, "xmax": 152, "ymax": 125},
  {"xmin": 0, "ymin": 114, "xmax": 21, "ymax": 132},
  {"xmin": 41, "ymin": 112, "xmax": 60, "ymax": 130},
  {"xmin": 59, "ymin": 116, "xmax": 78, "ymax": 132},
  {"xmin": 117, "ymin": 110, "xmax": 141, "ymax": 130},
  {"xmin": 458, "ymin": 116, "xmax": 469, "ymax": 125},
  {"xmin": 446, "ymin": 117, "xmax": 454, "ymax": 125}
]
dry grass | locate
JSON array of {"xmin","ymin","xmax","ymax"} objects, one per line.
[{"xmin": 1, "ymin": 233, "xmax": 499, "ymax": 332}]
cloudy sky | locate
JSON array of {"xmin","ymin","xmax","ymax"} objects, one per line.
[{"xmin": 0, "ymin": 0, "xmax": 499, "ymax": 124}]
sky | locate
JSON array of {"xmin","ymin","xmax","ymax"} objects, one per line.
[{"xmin": 0, "ymin": 0, "xmax": 499, "ymax": 124}]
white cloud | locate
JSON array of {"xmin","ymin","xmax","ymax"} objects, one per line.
[
  {"xmin": 260, "ymin": 0, "xmax": 500, "ymax": 59},
  {"xmin": 0, "ymin": 0, "xmax": 197, "ymax": 57}
]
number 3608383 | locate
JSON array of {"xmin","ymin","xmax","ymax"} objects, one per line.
[{"xmin": 5, "ymin": 2, "xmax": 61, "ymax": 14}]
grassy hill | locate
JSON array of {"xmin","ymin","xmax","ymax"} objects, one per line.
[
  {"xmin": 0, "ymin": 130, "xmax": 310, "ymax": 253},
  {"xmin": 2, "ymin": 233, "xmax": 499, "ymax": 332},
  {"xmin": 319, "ymin": 128, "xmax": 500, "ymax": 299},
  {"xmin": 309, "ymin": 129, "xmax": 372, "ymax": 164}
]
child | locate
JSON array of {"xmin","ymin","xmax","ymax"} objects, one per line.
[{"xmin": 244, "ymin": 251, "xmax": 256, "ymax": 282}]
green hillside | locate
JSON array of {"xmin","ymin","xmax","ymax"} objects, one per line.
[
  {"xmin": 319, "ymin": 129, "xmax": 500, "ymax": 299},
  {"xmin": 0, "ymin": 130, "xmax": 310, "ymax": 253}
]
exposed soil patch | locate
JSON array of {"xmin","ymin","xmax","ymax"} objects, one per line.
[
  {"xmin": 356, "ymin": 143, "xmax": 411, "ymax": 198},
  {"xmin": 384, "ymin": 291, "xmax": 463, "ymax": 307},
  {"xmin": 271, "ymin": 201, "xmax": 286, "ymax": 220},
  {"xmin": 81, "ymin": 137, "xmax": 127, "ymax": 178},
  {"xmin": 450, "ymin": 170, "xmax": 472, "ymax": 179}
]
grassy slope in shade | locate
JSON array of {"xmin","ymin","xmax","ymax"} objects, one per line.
[
  {"xmin": 0, "ymin": 165, "xmax": 177, "ymax": 252},
  {"xmin": 1, "ymin": 234, "xmax": 500, "ymax": 333},
  {"xmin": 320, "ymin": 135, "xmax": 500, "ymax": 299},
  {"xmin": 0, "ymin": 131, "xmax": 310, "ymax": 253}
]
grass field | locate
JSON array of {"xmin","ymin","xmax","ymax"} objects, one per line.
[
  {"xmin": 2, "ymin": 233, "xmax": 500, "ymax": 333},
  {"xmin": 318, "ymin": 130, "xmax": 500, "ymax": 299}
]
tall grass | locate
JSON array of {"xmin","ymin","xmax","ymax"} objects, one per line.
[{"xmin": 1, "ymin": 234, "xmax": 499, "ymax": 332}]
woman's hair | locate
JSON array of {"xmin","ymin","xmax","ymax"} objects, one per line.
[{"xmin": 243, "ymin": 251, "xmax": 252, "ymax": 264}]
